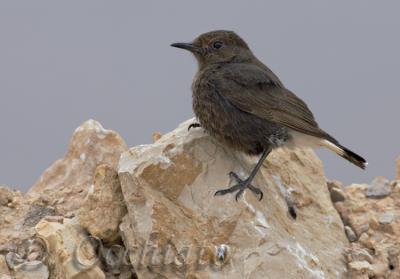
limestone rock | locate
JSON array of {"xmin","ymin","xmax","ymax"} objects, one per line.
[
  {"xmin": 35, "ymin": 218, "xmax": 105, "ymax": 279},
  {"xmin": 345, "ymin": 226, "xmax": 357, "ymax": 242},
  {"xmin": 330, "ymin": 187, "xmax": 346, "ymax": 203},
  {"xmin": 28, "ymin": 120, "xmax": 128, "ymax": 214},
  {"xmin": 152, "ymin": 132, "xmax": 162, "ymax": 143},
  {"xmin": 78, "ymin": 164, "xmax": 127, "ymax": 242},
  {"xmin": 14, "ymin": 261, "xmax": 49, "ymax": 279},
  {"xmin": 366, "ymin": 176, "xmax": 392, "ymax": 199},
  {"xmin": 339, "ymin": 178, "xmax": 400, "ymax": 278},
  {"xmin": 348, "ymin": 260, "xmax": 373, "ymax": 278},
  {"xmin": 118, "ymin": 118, "xmax": 348, "ymax": 279},
  {"xmin": 0, "ymin": 186, "xmax": 33, "ymax": 246},
  {"xmin": 0, "ymin": 255, "xmax": 10, "ymax": 277}
]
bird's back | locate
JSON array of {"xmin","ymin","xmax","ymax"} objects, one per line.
[{"xmin": 192, "ymin": 63, "xmax": 291, "ymax": 155}]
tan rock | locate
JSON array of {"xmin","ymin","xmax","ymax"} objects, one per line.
[
  {"xmin": 0, "ymin": 186, "xmax": 33, "ymax": 246},
  {"xmin": 78, "ymin": 164, "xmax": 127, "ymax": 242},
  {"xmin": 35, "ymin": 218, "xmax": 105, "ymax": 279},
  {"xmin": 0, "ymin": 255, "xmax": 10, "ymax": 277},
  {"xmin": 14, "ymin": 261, "xmax": 49, "ymax": 279},
  {"xmin": 341, "ymin": 179, "xmax": 400, "ymax": 278},
  {"xmin": 0, "ymin": 186, "xmax": 15, "ymax": 207},
  {"xmin": 152, "ymin": 132, "xmax": 162, "ymax": 142},
  {"xmin": 118, "ymin": 118, "xmax": 348, "ymax": 279},
  {"xmin": 327, "ymin": 180, "xmax": 343, "ymax": 194},
  {"xmin": 28, "ymin": 120, "xmax": 128, "ymax": 214},
  {"xmin": 348, "ymin": 260, "xmax": 373, "ymax": 278}
]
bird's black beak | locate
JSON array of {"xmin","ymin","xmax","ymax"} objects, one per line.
[{"xmin": 170, "ymin": 42, "xmax": 201, "ymax": 53}]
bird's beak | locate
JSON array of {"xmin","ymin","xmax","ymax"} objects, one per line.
[{"xmin": 170, "ymin": 42, "xmax": 201, "ymax": 53}]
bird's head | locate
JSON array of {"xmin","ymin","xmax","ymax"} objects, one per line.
[{"xmin": 171, "ymin": 30, "xmax": 254, "ymax": 68}]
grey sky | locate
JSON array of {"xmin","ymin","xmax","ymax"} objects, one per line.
[{"xmin": 1, "ymin": 1, "xmax": 399, "ymax": 191}]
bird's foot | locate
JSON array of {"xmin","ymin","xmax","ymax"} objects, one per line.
[
  {"xmin": 214, "ymin": 171, "xmax": 263, "ymax": 201},
  {"xmin": 188, "ymin": 122, "xmax": 201, "ymax": 131}
]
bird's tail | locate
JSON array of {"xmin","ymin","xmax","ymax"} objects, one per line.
[{"xmin": 322, "ymin": 139, "xmax": 367, "ymax": 170}]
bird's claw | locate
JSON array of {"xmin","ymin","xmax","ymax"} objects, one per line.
[
  {"xmin": 188, "ymin": 123, "xmax": 201, "ymax": 131},
  {"xmin": 214, "ymin": 171, "xmax": 263, "ymax": 201}
]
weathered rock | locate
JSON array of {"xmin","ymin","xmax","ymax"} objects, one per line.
[
  {"xmin": 0, "ymin": 185, "xmax": 33, "ymax": 246},
  {"xmin": 366, "ymin": 176, "xmax": 392, "ymax": 199},
  {"xmin": 346, "ymin": 244, "xmax": 373, "ymax": 263},
  {"xmin": 28, "ymin": 120, "xmax": 128, "ymax": 214},
  {"xmin": 0, "ymin": 255, "xmax": 11, "ymax": 277},
  {"xmin": 379, "ymin": 211, "xmax": 395, "ymax": 225},
  {"xmin": 344, "ymin": 226, "xmax": 357, "ymax": 242},
  {"xmin": 78, "ymin": 164, "xmax": 127, "ymax": 242},
  {"xmin": 348, "ymin": 260, "xmax": 373, "ymax": 278},
  {"xmin": 152, "ymin": 132, "xmax": 162, "ymax": 143},
  {"xmin": 23, "ymin": 205, "xmax": 56, "ymax": 227},
  {"xmin": 330, "ymin": 187, "xmax": 346, "ymax": 203},
  {"xmin": 340, "ymin": 178, "xmax": 400, "ymax": 278},
  {"xmin": 35, "ymin": 218, "xmax": 105, "ymax": 279},
  {"xmin": 14, "ymin": 261, "xmax": 49, "ymax": 279},
  {"xmin": 118, "ymin": 118, "xmax": 348, "ymax": 279},
  {"xmin": 327, "ymin": 180, "xmax": 343, "ymax": 191},
  {"xmin": 0, "ymin": 186, "xmax": 15, "ymax": 207}
]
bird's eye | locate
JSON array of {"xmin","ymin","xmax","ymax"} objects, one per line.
[{"xmin": 213, "ymin": 41, "xmax": 223, "ymax": 49}]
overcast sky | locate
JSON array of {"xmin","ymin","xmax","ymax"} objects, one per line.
[{"xmin": 1, "ymin": 1, "xmax": 399, "ymax": 191}]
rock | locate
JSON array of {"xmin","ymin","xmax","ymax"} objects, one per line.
[
  {"xmin": 340, "ymin": 176, "xmax": 400, "ymax": 278},
  {"xmin": 345, "ymin": 226, "xmax": 357, "ymax": 242},
  {"xmin": 379, "ymin": 211, "xmax": 395, "ymax": 225},
  {"xmin": 0, "ymin": 255, "xmax": 10, "ymax": 277},
  {"xmin": 346, "ymin": 244, "xmax": 373, "ymax": 263},
  {"xmin": 44, "ymin": 215, "xmax": 64, "ymax": 223},
  {"xmin": 5, "ymin": 117, "xmax": 400, "ymax": 278},
  {"xmin": 330, "ymin": 187, "xmax": 346, "ymax": 203},
  {"xmin": 327, "ymin": 180, "xmax": 343, "ymax": 191},
  {"xmin": 14, "ymin": 261, "xmax": 49, "ymax": 279},
  {"xmin": 348, "ymin": 260, "xmax": 373, "ymax": 277},
  {"xmin": 23, "ymin": 205, "xmax": 56, "ymax": 227},
  {"xmin": 118, "ymin": 118, "xmax": 348, "ymax": 279},
  {"xmin": 366, "ymin": 176, "xmax": 391, "ymax": 199},
  {"xmin": 0, "ymin": 185, "xmax": 33, "ymax": 246},
  {"xmin": 152, "ymin": 132, "xmax": 162, "ymax": 142},
  {"xmin": 78, "ymin": 164, "xmax": 127, "ymax": 242},
  {"xmin": 0, "ymin": 186, "xmax": 15, "ymax": 207},
  {"xmin": 35, "ymin": 218, "xmax": 105, "ymax": 279},
  {"xmin": 28, "ymin": 120, "xmax": 128, "ymax": 214}
]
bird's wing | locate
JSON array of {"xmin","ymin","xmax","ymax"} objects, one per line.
[{"xmin": 211, "ymin": 63, "xmax": 331, "ymax": 140}]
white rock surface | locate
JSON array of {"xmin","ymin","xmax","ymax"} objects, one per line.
[
  {"xmin": 118, "ymin": 118, "xmax": 348, "ymax": 279},
  {"xmin": 28, "ymin": 120, "xmax": 128, "ymax": 214},
  {"xmin": 78, "ymin": 164, "xmax": 127, "ymax": 242},
  {"xmin": 35, "ymin": 218, "xmax": 105, "ymax": 279}
]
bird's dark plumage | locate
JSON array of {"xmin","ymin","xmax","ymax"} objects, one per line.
[{"xmin": 171, "ymin": 30, "xmax": 367, "ymax": 203}]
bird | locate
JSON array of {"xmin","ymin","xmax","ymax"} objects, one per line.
[{"xmin": 171, "ymin": 30, "xmax": 367, "ymax": 202}]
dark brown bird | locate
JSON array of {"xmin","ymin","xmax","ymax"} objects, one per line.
[{"xmin": 171, "ymin": 30, "xmax": 367, "ymax": 202}]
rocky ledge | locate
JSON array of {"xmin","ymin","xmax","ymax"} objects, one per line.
[{"xmin": 0, "ymin": 119, "xmax": 398, "ymax": 279}]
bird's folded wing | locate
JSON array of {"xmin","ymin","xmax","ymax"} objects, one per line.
[{"xmin": 213, "ymin": 63, "xmax": 330, "ymax": 140}]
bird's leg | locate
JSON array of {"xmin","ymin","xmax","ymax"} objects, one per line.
[
  {"xmin": 188, "ymin": 122, "xmax": 201, "ymax": 131},
  {"xmin": 215, "ymin": 148, "xmax": 271, "ymax": 201}
]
